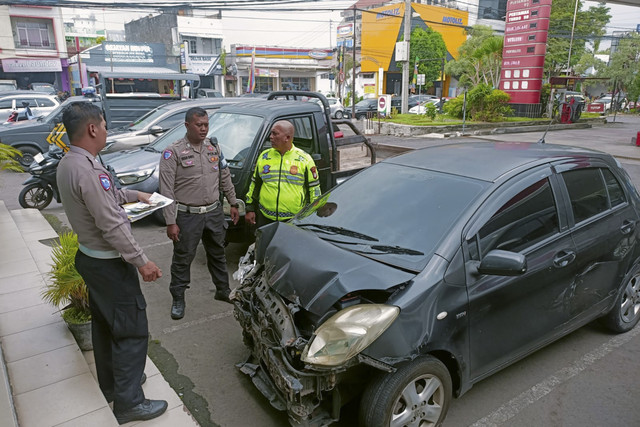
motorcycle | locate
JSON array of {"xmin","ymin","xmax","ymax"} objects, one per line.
[
  {"xmin": 18, "ymin": 145, "xmax": 63, "ymax": 210},
  {"xmin": 5, "ymin": 101, "xmax": 34, "ymax": 123}
]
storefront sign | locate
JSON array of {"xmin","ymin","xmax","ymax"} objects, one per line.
[
  {"xmin": 256, "ymin": 68, "xmax": 279, "ymax": 78},
  {"xmin": 309, "ymin": 50, "xmax": 328, "ymax": 59},
  {"xmin": 104, "ymin": 43, "xmax": 154, "ymax": 64},
  {"xmin": 1, "ymin": 58, "xmax": 62, "ymax": 73},
  {"xmin": 337, "ymin": 24, "xmax": 353, "ymax": 37}
]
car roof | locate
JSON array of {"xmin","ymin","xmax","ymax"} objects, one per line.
[
  {"xmin": 0, "ymin": 91, "xmax": 57, "ymax": 98},
  {"xmin": 385, "ymin": 142, "xmax": 612, "ymax": 182},
  {"xmin": 213, "ymin": 98, "xmax": 320, "ymax": 119},
  {"xmin": 154, "ymin": 97, "xmax": 247, "ymax": 112}
]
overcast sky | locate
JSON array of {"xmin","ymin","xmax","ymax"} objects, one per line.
[{"xmin": 63, "ymin": 0, "xmax": 640, "ymax": 49}]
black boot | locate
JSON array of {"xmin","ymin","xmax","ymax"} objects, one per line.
[
  {"xmin": 114, "ymin": 399, "xmax": 168, "ymax": 424},
  {"xmin": 214, "ymin": 289, "xmax": 232, "ymax": 304},
  {"xmin": 171, "ymin": 296, "xmax": 185, "ymax": 319}
]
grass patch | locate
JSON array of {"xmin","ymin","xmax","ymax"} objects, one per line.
[{"xmin": 383, "ymin": 114, "xmax": 549, "ymax": 126}]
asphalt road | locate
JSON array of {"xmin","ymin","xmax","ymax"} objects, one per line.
[{"xmin": 2, "ymin": 116, "xmax": 640, "ymax": 426}]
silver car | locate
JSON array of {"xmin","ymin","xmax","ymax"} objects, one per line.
[
  {"xmin": 0, "ymin": 92, "xmax": 59, "ymax": 122},
  {"xmin": 311, "ymin": 97, "xmax": 345, "ymax": 119}
]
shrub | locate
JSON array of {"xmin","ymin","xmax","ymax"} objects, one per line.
[
  {"xmin": 0, "ymin": 143, "xmax": 22, "ymax": 172},
  {"xmin": 423, "ymin": 103, "xmax": 438, "ymax": 120},
  {"xmin": 443, "ymin": 95, "xmax": 468, "ymax": 118}
]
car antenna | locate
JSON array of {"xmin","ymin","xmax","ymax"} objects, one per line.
[{"xmin": 537, "ymin": 115, "xmax": 554, "ymax": 144}]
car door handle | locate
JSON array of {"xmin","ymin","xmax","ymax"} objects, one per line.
[
  {"xmin": 553, "ymin": 250, "xmax": 576, "ymax": 268},
  {"xmin": 620, "ymin": 220, "xmax": 636, "ymax": 235}
]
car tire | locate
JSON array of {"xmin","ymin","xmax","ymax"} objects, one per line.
[
  {"xmin": 600, "ymin": 263, "xmax": 640, "ymax": 333},
  {"xmin": 335, "ymin": 111, "xmax": 343, "ymax": 119},
  {"xmin": 16, "ymin": 146, "xmax": 40, "ymax": 170},
  {"xmin": 359, "ymin": 355, "xmax": 452, "ymax": 427},
  {"xmin": 19, "ymin": 183, "xmax": 53, "ymax": 210}
]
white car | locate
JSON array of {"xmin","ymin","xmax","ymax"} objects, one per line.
[
  {"xmin": 0, "ymin": 92, "xmax": 60, "ymax": 122},
  {"xmin": 408, "ymin": 98, "xmax": 447, "ymax": 114},
  {"xmin": 311, "ymin": 97, "xmax": 345, "ymax": 119}
]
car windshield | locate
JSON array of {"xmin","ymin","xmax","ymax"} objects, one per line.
[
  {"xmin": 355, "ymin": 100, "xmax": 373, "ymax": 107},
  {"xmin": 208, "ymin": 112, "xmax": 264, "ymax": 167},
  {"xmin": 147, "ymin": 124, "xmax": 186, "ymax": 151},
  {"xmin": 293, "ymin": 163, "xmax": 488, "ymax": 271},
  {"xmin": 128, "ymin": 106, "xmax": 172, "ymax": 131}
]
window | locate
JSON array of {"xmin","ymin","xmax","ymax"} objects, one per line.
[
  {"xmin": 527, "ymin": 47, "xmax": 535, "ymax": 53},
  {"xmin": 16, "ymin": 21, "xmax": 51, "ymax": 48},
  {"xmin": 0, "ymin": 100, "xmax": 12, "ymax": 109},
  {"xmin": 563, "ymin": 168, "xmax": 608, "ymax": 223},
  {"xmin": 477, "ymin": 178, "xmax": 559, "ymax": 255},
  {"xmin": 157, "ymin": 112, "xmax": 186, "ymax": 130},
  {"xmin": 35, "ymin": 98, "xmax": 56, "ymax": 107},
  {"xmin": 603, "ymin": 169, "xmax": 625, "ymax": 207},
  {"xmin": 202, "ymin": 38, "xmax": 222, "ymax": 55},
  {"xmin": 289, "ymin": 116, "xmax": 315, "ymax": 154},
  {"xmin": 183, "ymin": 37, "xmax": 197, "ymax": 54},
  {"xmin": 281, "ymin": 77, "xmax": 311, "ymax": 92}
]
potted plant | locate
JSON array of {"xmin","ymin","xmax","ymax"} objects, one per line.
[{"xmin": 42, "ymin": 231, "xmax": 92, "ymax": 350}]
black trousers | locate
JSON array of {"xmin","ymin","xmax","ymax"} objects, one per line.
[
  {"xmin": 170, "ymin": 206, "xmax": 230, "ymax": 298},
  {"xmin": 75, "ymin": 251, "xmax": 148, "ymax": 413}
]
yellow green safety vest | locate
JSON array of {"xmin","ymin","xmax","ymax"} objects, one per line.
[{"xmin": 246, "ymin": 145, "xmax": 321, "ymax": 221}]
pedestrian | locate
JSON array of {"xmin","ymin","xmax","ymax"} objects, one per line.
[
  {"xmin": 159, "ymin": 107, "xmax": 240, "ymax": 320},
  {"xmin": 245, "ymin": 120, "xmax": 321, "ymax": 228},
  {"xmin": 56, "ymin": 102, "xmax": 167, "ymax": 424}
]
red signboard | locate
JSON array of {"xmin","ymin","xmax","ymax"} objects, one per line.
[
  {"xmin": 500, "ymin": 0, "xmax": 551, "ymax": 104},
  {"xmin": 587, "ymin": 103, "xmax": 605, "ymax": 113}
]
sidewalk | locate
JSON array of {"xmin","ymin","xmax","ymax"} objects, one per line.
[{"xmin": 0, "ymin": 201, "xmax": 198, "ymax": 427}]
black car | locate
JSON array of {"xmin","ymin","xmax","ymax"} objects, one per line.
[
  {"xmin": 344, "ymin": 98, "xmax": 378, "ymax": 120},
  {"xmin": 233, "ymin": 142, "xmax": 640, "ymax": 426}
]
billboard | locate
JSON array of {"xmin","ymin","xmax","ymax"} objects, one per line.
[{"xmin": 499, "ymin": 0, "xmax": 552, "ymax": 104}]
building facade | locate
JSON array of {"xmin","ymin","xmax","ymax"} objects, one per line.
[{"xmin": 0, "ymin": 4, "xmax": 70, "ymax": 91}]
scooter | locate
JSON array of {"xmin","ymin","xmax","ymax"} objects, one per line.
[
  {"xmin": 18, "ymin": 145, "xmax": 63, "ymax": 210},
  {"xmin": 5, "ymin": 101, "xmax": 34, "ymax": 123}
]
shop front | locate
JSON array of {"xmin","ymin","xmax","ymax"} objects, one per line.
[{"xmin": 0, "ymin": 58, "xmax": 69, "ymax": 92}]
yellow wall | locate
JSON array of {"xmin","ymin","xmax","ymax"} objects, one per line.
[{"xmin": 361, "ymin": 3, "xmax": 468, "ymax": 73}]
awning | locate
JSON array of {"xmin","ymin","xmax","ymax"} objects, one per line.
[{"xmin": 95, "ymin": 70, "xmax": 200, "ymax": 82}]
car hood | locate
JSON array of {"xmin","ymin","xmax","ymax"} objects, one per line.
[
  {"xmin": 104, "ymin": 147, "xmax": 159, "ymax": 173},
  {"xmin": 0, "ymin": 119, "xmax": 48, "ymax": 132},
  {"xmin": 255, "ymin": 222, "xmax": 415, "ymax": 316}
]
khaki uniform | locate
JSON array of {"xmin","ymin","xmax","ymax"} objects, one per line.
[
  {"xmin": 57, "ymin": 145, "xmax": 149, "ymax": 412},
  {"xmin": 158, "ymin": 136, "xmax": 237, "ymax": 298}
]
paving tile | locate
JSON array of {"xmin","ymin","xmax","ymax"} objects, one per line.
[
  {"xmin": 0, "ymin": 303, "xmax": 61, "ymax": 337},
  {"xmin": 0, "ymin": 245, "xmax": 30, "ymax": 264},
  {"xmin": 144, "ymin": 357, "xmax": 161, "ymax": 378},
  {"xmin": 53, "ymin": 407, "xmax": 118, "ymax": 427},
  {"xmin": 0, "ymin": 271, "xmax": 44, "ymax": 295},
  {"xmin": 20, "ymin": 229, "xmax": 59, "ymax": 244},
  {"xmin": 0, "ymin": 286, "xmax": 45, "ymax": 314},
  {"xmin": 7, "ymin": 345, "xmax": 89, "ymax": 395},
  {"xmin": 0, "ymin": 257, "xmax": 38, "ymax": 279},
  {"xmin": 1, "ymin": 322, "xmax": 74, "ymax": 363},
  {"xmin": 13, "ymin": 373, "xmax": 107, "ymax": 427}
]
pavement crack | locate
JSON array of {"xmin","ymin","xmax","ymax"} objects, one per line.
[{"xmin": 161, "ymin": 310, "xmax": 234, "ymax": 335}]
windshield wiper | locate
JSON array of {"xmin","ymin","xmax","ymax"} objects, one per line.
[
  {"xmin": 296, "ymin": 223, "xmax": 378, "ymax": 241},
  {"xmin": 144, "ymin": 145, "xmax": 160, "ymax": 152},
  {"xmin": 365, "ymin": 245, "xmax": 424, "ymax": 256}
]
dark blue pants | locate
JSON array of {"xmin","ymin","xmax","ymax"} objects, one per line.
[
  {"xmin": 170, "ymin": 206, "xmax": 230, "ymax": 298},
  {"xmin": 75, "ymin": 251, "xmax": 148, "ymax": 413}
]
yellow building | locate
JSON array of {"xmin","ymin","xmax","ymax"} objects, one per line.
[{"xmin": 360, "ymin": 3, "xmax": 468, "ymax": 97}]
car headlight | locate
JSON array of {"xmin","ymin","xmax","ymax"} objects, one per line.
[
  {"xmin": 301, "ymin": 304, "xmax": 399, "ymax": 366},
  {"xmin": 116, "ymin": 167, "xmax": 155, "ymax": 185}
]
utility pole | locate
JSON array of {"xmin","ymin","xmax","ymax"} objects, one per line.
[
  {"xmin": 352, "ymin": 7, "xmax": 357, "ymax": 115},
  {"xmin": 401, "ymin": 0, "xmax": 411, "ymax": 114}
]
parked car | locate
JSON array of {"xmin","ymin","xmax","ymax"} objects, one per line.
[
  {"xmin": 195, "ymin": 88, "xmax": 224, "ymax": 98},
  {"xmin": 0, "ymin": 80, "xmax": 17, "ymax": 92},
  {"xmin": 27, "ymin": 82, "xmax": 57, "ymax": 95},
  {"xmin": 0, "ymin": 92, "xmax": 60, "ymax": 122},
  {"xmin": 232, "ymin": 141, "xmax": 640, "ymax": 426},
  {"xmin": 344, "ymin": 98, "xmax": 378, "ymax": 119},
  {"xmin": 410, "ymin": 94, "xmax": 437, "ymax": 104},
  {"xmin": 408, "ymin": 97, "xmax": 448, "ymax": 114},
  {"xmin": 102, "ymin": 98, "xmax": 244, "ymax": 153},
  {"xmin": 391, "ymin": 96, "xmax": 420, "ymax": 110},
  {"xmin": 310, "ymin": 97, "xmax": 345, "ymax": 119}
]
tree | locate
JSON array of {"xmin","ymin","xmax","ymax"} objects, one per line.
[
  {"xmin": 444, "ymin": 25, "xmax": 503, "ymax": 89},
  {"xmin": 604, "ymin": 33, "xmax": 640, "ymax": 102},
  {"xmin": 408, "ymin": 27, "xmax": 447, "ymax": 90},
  {"xmin": 545, "ymin": 0, "xmax": 610, "ymax": 78}
]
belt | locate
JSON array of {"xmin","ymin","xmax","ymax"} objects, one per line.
[
  {"xmin": 177, "ymin": 201, "xmax": 220, "ymax": 214},
  {"xmin": 78, "ymin": 243, "xmax": 120, "ymax": 259}
]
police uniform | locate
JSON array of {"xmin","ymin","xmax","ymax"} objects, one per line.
[
  {"xmin": 57, "ymin": 145, "xmax": 149, "ymax": 414},
  {"xmin": 246, "ymin": 144, "xmax": 321, "ymax": 225},
  {"xmin": 158, "ymin": 136, "xmax": 238, "ymax": 300}
]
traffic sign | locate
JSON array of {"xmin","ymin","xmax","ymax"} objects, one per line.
[
  {"xmin": 378, "ymin": 97, "xmax": 387, "ymax": 110},
  {"xmin": 338, "ymin": 71, "xmax": 345, "ymax": 83}
]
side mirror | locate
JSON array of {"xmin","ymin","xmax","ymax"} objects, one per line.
[
  {"xmin": 148, "ymin": 125, "xmax": 164, "ymax": 135},
  {"xmin": 477, "ymin": 250, "xmax": 527, "ymax": 276}
]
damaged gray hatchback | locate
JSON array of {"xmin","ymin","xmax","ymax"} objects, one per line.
[{"xmin": 232, "ymin": 142, "xmax": 640, "ymax": 426}]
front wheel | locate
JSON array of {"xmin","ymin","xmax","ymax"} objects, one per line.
[
  {"xmin": 16, "ymin": 146, "xmax": 40, "ymax": 171},
  {"xmin": 600, "ymin": 263, "xmax": 640, "ymax": 333},
  {"xmin": 335, "ymin": 110, "xmax": 344, "ymax": 119},
  {"xmin": 359, "ymin": 355, "xmax": 452, "ymax": 427},
  {"xmin": 19, "ymin": 183, "xmax": 53, "ymax": 210}
]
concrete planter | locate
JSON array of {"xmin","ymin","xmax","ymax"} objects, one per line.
[{"xmin": 66, "ymin": 320, "xmax": 93, "ymax": 351}]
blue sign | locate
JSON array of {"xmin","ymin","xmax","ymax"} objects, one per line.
[{"xmin": 337, "ymin": 39, "xmax": 354, "ymax": 48}]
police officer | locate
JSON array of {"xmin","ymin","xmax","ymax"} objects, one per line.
[
  {"xmin": 159, "ymin": 107, "xmax": 239, "ymax": 320},
  {"xmin": 245, "ymin": 120, "xmax": 321, "ymax": 227},
  {"xmin": 57, "ymin": 102, "xmax": 167, "ymax": 425}
]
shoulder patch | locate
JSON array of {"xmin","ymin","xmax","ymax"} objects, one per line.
[
  {"xmin": 163, "ymin": 149, "xmax": 173, "ymax": 160},
  {"xmin": 98, "ymin": 174, "xmax": 111, "ymax": 191}
]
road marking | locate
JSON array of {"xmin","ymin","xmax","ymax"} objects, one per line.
[
  {"xmin": 470, "ymin": 326, "xmax": 640, "ymax": 427},
  {"xmin": 141, "ymin": 240, "xmax": 174, "ymax": 250},
  {"xmin": 161, "ymin": 310, "xmax": 234, "ymax": 335}
]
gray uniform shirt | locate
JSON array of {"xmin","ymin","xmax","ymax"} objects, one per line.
[
  {"xmin": 158, "ymin": 135, "xmax": 237, "ymax": 225},
  {"xmin": 57, "ymin": 145, "xmax": 149, "ymax": 268}
]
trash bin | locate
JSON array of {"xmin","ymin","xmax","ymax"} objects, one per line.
[{"xmin": 560, "ymin": 102, "xmax": 572, "ymax": 123}]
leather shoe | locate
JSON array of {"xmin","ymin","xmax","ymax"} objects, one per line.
[
  {"xmin": 114, "ymin": 399, "xmax": 168, "ymax": 424},
  {"xmin": 104, "ymin": 373, "xmax": 147, "ymax": 403},
  {"xmin": 171, "ymin": 296, "xmax": 185, "ymax": 319},
  {"xmin": 214, "ymin": 290, "xmax": 232, "ymax": 304}
]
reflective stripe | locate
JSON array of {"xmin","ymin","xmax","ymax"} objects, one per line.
[
  {"xmin": 79, "ymin": 243, "xmax": 120, "ymax": 259},
  {"xmin": 259, "ymin": 203, "xmax": 296, "ymax": 219}
]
